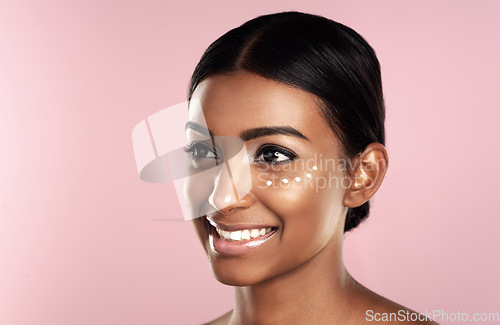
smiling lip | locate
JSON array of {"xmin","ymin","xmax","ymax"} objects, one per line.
[
  {"xmin": 207, "ymin": 219, "xmax": 277, "ymax": 231},
  {"xmin": 208, "ymin": 221, "xmax": 278, "ymax": 256}
]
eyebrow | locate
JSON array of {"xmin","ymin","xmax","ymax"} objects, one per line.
[
  {"xmin": 239, "ymin": 126, "xmax": 309, "ymax": 141},
  {"xmin": 185, "ymin": 121, "xmax": 211, "ymax": 137},
  {"xmin": 185, "ymin": 122, "xmax": 309, "ymax": 142}
]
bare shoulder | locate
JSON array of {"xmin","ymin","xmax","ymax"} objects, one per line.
[
  {"xmin": 339, "ymin": 277, "xmax": 437, "ymax": 325},
  {"xmin": 355, "ymin": 284, "xmax": 439, "ymax": 325},
  {"xmin": 203, "ymin": 310, "xmax": 232, "ymax": 325},
  {"xmin": 364, "ymin": 300, "xmax": 440, "ymax": 325}
]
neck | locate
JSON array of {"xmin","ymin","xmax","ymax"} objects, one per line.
[{"xmin": 230, "ymin": 235, "xmax": 357, "ymax": 324}]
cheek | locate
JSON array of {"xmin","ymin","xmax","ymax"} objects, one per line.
[
  {"xmin": 184, "ymin": 174, "xmax": 212, "ymax": 249},
  {"xmin": 253, "ymin": 167, "xmax": 346, "ymax": 251},
  {"xmin": 184, "ymin": 168, "xmax": 217, "ymax": 220}
]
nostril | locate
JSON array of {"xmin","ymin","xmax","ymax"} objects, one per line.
[{"xmin": 208, "ymin": 192, "xmax": 256, "ymax": 215}]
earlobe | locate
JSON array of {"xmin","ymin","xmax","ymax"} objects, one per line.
[{"xmin": 343, "ymin": 143, "xmax": 389, "ymax": 208}]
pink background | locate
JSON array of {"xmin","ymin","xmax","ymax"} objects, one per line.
[{"xmin": 1, "ymin": 1, "xmax": 499, "ymax": 324}]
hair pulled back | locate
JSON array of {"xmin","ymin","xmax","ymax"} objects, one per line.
[{"xmin": 188, "ymin": 11, "xmax": 385, "ymax": 232}]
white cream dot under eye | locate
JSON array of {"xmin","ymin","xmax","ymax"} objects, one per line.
[
  {"xmin": 266, "ymin": 180, "xmax": 273, "ymax": 186},
  {"xmin": 294, "ymin": 177, "xmax": 301, "ymax": 182},
  {"xmin": 306, "ymin": 173, "xmax": 312, "ymax": 178},
  {"xmin": 312, "ymin": 165, "xmax": 318, "ymax": 171},
  {"xmin": 281, "ymin": 178, "xmax": 289, "ymax": 184}
]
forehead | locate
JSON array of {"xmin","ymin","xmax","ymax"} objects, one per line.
[{"xmin": 190, "ymin": 71, "xmax": 333, "ymax": 139}]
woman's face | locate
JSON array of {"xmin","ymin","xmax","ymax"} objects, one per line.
[{"xmin": 187, "ymin": 71, "xmax": 349, "ymax": 286}]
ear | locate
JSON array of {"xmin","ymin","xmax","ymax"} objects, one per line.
[{"xmin": 343, "ymin": 142, "xmax": 389, "ymax": 208}]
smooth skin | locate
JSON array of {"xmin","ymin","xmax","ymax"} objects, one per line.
[{"xmin": 188, "ymin": 71, "xmax": 437, "ymax": 325}]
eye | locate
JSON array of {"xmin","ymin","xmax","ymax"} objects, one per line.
[
  {"xmin": 254, "ymin": 145, "xmax": 297, "ymax": 165},
  {"xmin": 184, "ymin": 142, "xmax": 218, "ymax": 160}
]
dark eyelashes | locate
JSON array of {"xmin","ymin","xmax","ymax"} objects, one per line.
[
  {"xmin": 254, "ymin": 144, "xmax": 298, "ymax": 165},
  {"xmin": 183, "ymin": 141, "xmax": 218, "ymax": 160},
  {"xmin": 255, "ymin": 144, "xmax": 297, "ymax": 158},
  {"xmin": 184, "ymin": 142, "xmax": 297, "ymax": 165}
]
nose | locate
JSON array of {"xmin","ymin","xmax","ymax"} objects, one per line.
[
  {"xmin": 213, "ymin": 192, "xmax": 255, "ymax": 214},
  {"xmin": 208, "ymin": 159, "xmax": 254, "ymax": 214}
]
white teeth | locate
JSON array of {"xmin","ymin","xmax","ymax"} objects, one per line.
[
  {"xmin": 241, "ymin": 229, "xmax": 251, "ymax": 240},
  {"xmin": 230, "ymin": 230, "xmax": 242, "ymax": 241},
  {"xmin": 215, "ymin": 226, "xmax": 275, "ymax": 241}
]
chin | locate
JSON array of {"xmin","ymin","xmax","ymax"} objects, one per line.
[
  {"xmin": 208, "ymin": 256, "xmax": 278, "ymax": 287},
  {"xmin": 212, "ymin": 271, "xmax": 252, "ymax": 287}
]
